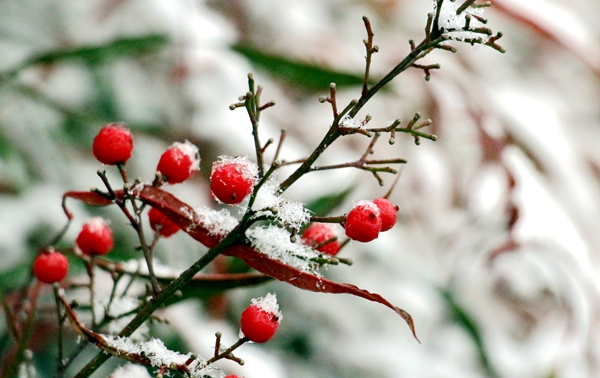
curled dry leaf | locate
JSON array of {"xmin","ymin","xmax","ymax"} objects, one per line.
[{"xmin": 63, "ymin": 186, "xmax": 419, "ymax": 340}]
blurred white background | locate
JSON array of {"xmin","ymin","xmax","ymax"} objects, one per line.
[{"xmin": 1, "ymin": 0, "xmax": 599, "ymax": 377}]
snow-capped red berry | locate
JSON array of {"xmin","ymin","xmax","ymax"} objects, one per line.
[
  {"xmin": 240, "ymin": 293, "xmax": 281, "ymax": 343},
  {"xmin": 373, "ymin": 198, "xmax": 399, "ymax": 232},
  {"xmin": 156, "ymin": 141, "xmax": 200, "ymax": 184},
  {"xmin": 344, "ymin": 201, "xmax": 382, "ymax": 242},
  {"xmin": 92, "ymin": 123, "xmax": 133, "ymax": 165},
  {"xmin": 302, "ymin": 223, "xmax": 340, "ymax": 255},
  {"xmin": 76, "ymin": 217, "xmax": 114, "ymax": 256},
  {"xmin": 223, "ymin": 376, "xmax": 242, "ymax": 378},
  {"xmin": 33, "ymin": 250, "xmax": 69, "ymax": 284},
  {"xmin": 210, "ymin": 156, "xmax": 258, "ymax": 205},
  {"xmin": 148, "ymin": 207, "xmax": 180, "ymax": 237}
]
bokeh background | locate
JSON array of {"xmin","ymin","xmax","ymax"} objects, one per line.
[{"xmin": 1, "ymin": 0, "xmax": 599, "ymax": 377}]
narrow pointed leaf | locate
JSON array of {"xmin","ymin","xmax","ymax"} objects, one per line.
[{"xmin": 65, "ymin": 185, "xmax": 418, "ymax": 340}]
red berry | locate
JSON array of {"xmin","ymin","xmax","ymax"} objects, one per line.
[
  {"xmin": 148, "ymin": 207, "xmax": 180, "ymax": 237},
  {"xmin": 76, "ymin": 217, "xmax": 114, "ymax": 256},
  {"xmin": 302, "ymin": 223, "xmax": 340, "ymax": 255},
  {"xmin": 373, "ymin": 198, "xmax": 399, "ymax": 232},
  {"xmin": 156, "ymin": 141, "xmax": 200, "ymax": 184},
  {"xmin": 344, "ymin": 201, "xmax": 382, "ymax": 242},
  {"xmin": 210, "ymin": 156, "xmax": 257, "ymax": 205},
  {"xmin": 33, "ymin": 250, "xmax": 69, "ymax": 284},
  {"xmin": 240, "ymin": 293, "xmax": 281, "ymax": 343},
  {"xmin": 92, "ymin": 123, "xmax": 133, "ymax": 165},
  {"xmin": 223, "ymin": 376, "xmax": 241, "ymax": 378}
]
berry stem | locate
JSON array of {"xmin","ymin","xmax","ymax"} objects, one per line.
[
  {"xmin": 52, "ymin": 284, "xmax": 65, "ymax": 367},
  {"xmin": 309, "ymin": 215, "xmax": 346, "ymax": 224},
  {"xmin": 73, "ymin": 222, "xmax": 250, "ymax": 377},
  {"xmin": 278, "ymin": 26, "xmax": 447, "ymax": 194},
  {"xmin": 84, "ymin": 256, "xmax": 98, "ymax": 328},
  {"xmin": 361, "ymin": 16, "xmax": 378, "ymax": 96},
  {"xmin": 206, "ymin": 336, "xmax": 249, "ymax": 364}
]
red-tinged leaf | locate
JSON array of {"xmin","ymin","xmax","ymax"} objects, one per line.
[
  {"xmin": 63, "ymin": 190, "xmax": 115, "ymax": 206},
  {"xmin": 68, "ymin": 185, "xmax": 419, "ymax": 340},
  {"xmin": 135, "ymin": 186, "xmax": 221, "ymax": 248},
  {"xmin": 222, "ymin": 243, "xmax": 419, "ymax": 341},
  {"xmin": 62, "ymin": 190, "xmax": 116, "ymax": 219}
]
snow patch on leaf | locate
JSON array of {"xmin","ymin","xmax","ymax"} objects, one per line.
[
  {"xmin": 193, "ymin": 205, "xmax": 238, "ymax": 237},
  {"xmin": 245, "ymin": 226, "xmax": 321, "ymax": 274}
]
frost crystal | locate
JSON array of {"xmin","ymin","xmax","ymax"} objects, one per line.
[
  {"xmin": 250, "ymin": 292, "xmax": 282, "ymax": 322},
  {"xmin": 245, "ymin": 226, "xmax": 321, "ymax": 274},
  {"xmin": 103, "ymin": 336, "xmax": 222, "ymax": 378},
  {"xmin": 354, "ymin": 199, "xmax": 380, "ymax": 216},
  {"xmin": 340, "ymin": 114, "xmax": 363, "ymax": 129},
  {"xmin": 172, "ymin": 140, "xmax": 201, "ymax": 172},
  {"xmin": 434, "ymin": 0, "xmax": 489, "ymax": 42},
  {"xmin": 193, "ymin": 205, "xmax": 239, "ymax": 237},
  {"xmin": 252, "ymin": 178, "xmax": 311, "ymax": 231}
]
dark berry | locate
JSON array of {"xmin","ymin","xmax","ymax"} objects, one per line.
[
  {"xmin": 148, "ymin": 207, "xmax": 180, "ymax": 237},
  {"xmin": 302, "ymin": 223, "xmax": 340, "ymax": 255}
]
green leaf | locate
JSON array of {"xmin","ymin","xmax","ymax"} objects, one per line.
[
  {"xmin": 441, "ymin": 289, "xmax": 499, "ymax": 378},
  {"xmin": 233, "ymin": 44, "xmax": 366, "ymax": 91},
  {"xmin": 27, "ymin": 35, "xmax": 169, "ymax": 66},
  {"xmin": 0, "ymin": 263, "xmax": 30, "ymax": 293},
  {"xmin": 305, "ymin": 186, "xmax": 354, "ymax": 217}
]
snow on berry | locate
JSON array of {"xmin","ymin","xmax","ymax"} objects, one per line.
[
  {"xmin": 302, "ymin": 223, "xmax": 341, "ymax": 255},
  {"xmin": 148, "ymin": 207, "xmax": 180, "ymax": 237},
  {"xmin": 240, "ymin": 293, "xmax": 281, "ymax": 343},
  {"xmin": 373, "ymin": 198, "xmax": 399, "ymax": 232},
  {"xmin": 92, "ymin": 122, "xmax": 133, "ymax": 165},
  {"xmin": 210, "ymin": 156, "xmax": 258, "ymax": 205},
  {"xmin": 344, "ymin": 200, "xmax": 382, "ymax": 242},
  {"xmin": 33, "ymin": 250, "xmax": 69, "ymax": 284},
  {"xmin": 245, "ymin": 226, "xmax": 321, "ymax": 274},
  {"xmin": 76, "ymin": 217, "xmax": 114, "ymax": 256},
  {"xmin": 156, "ymin": 141, "xmax": 200, "ymax": 184}
]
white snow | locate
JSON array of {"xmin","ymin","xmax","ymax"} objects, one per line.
[{"xmin": 245, "ymin": 226, "xmax": 321, "ymax": 274}]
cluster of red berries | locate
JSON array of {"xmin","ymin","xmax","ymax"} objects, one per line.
[
  {"xmin": 344, "ymin": 198, "xmax": 398, "ymax": 242},
  {"xmin": 301, "ymin": 198, "xmax": 398, "ymax": 255},
  {"xmin": 92, "ymin": 123, "xmax": 258, "ymax": 206},
  {"xmin": 33, "ymin": 123, "xmax": 261, "ymax": 284}
]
